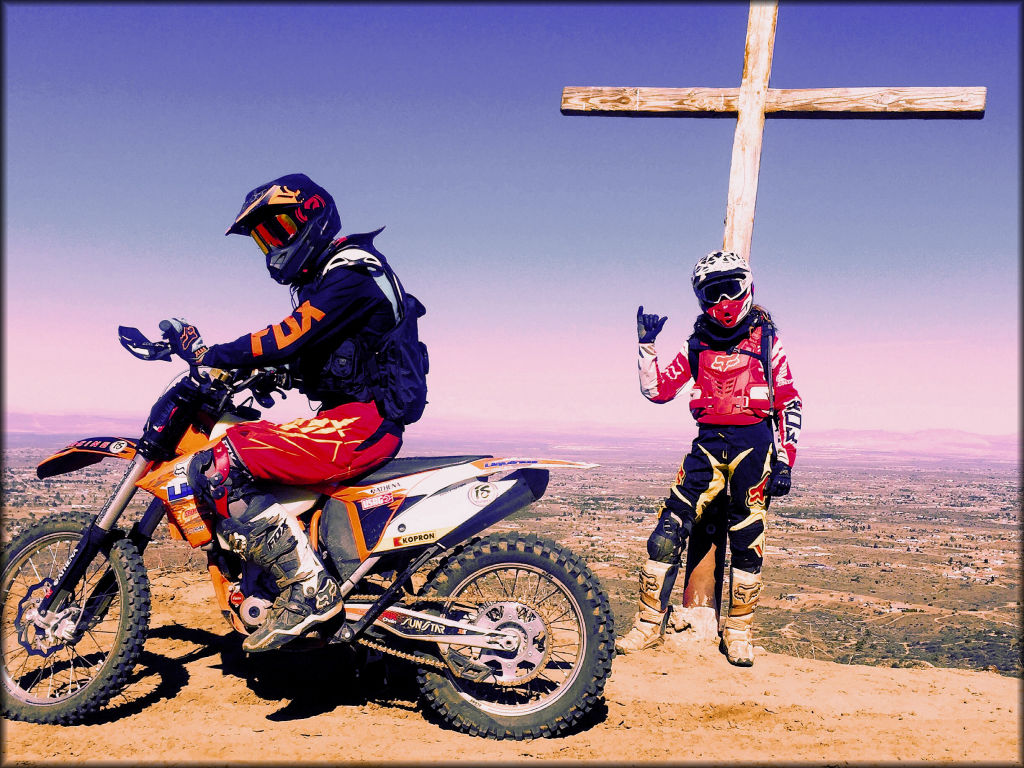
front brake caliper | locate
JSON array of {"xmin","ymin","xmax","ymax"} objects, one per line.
[{"xmin": 16, "ymin": 579, "xmax": 78, "ymax": 658}]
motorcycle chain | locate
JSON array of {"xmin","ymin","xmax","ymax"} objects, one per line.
[{"xmin": 345, "ymin": 593, "xmax": 549, "ymax": 685}]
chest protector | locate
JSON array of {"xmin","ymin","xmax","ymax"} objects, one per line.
[
  {"xmin": 314, "ymin": 230, "xmax": 429, "ymax": 424},
  {"xmin": 687, "ymin": 324, "xmax": 773, "ymax": 424}
]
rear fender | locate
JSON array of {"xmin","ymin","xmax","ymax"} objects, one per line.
[
  {"xmin": 36, "ymin": 437, "xmax": 138, "ymax": 479},
  {"xmin": 320, "ymin": 456, "xmax": 599, "ymax": 564},
  {"xmin": 363, "ymin": 458, "xmax": 597, "ymax": 556}
]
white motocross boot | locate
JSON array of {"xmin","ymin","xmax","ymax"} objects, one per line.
[
  {"xmin": 220, "ymin": 498, "xmax": 344, "ymax": 653},
  {"xmin": 616, "ymin": 560, "xmax": 677, "ymax": 654},
  {"xmin": 720, "ymin": 567, "xmax": 762, "ymax": 667}
]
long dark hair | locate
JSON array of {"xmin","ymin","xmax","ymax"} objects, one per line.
[{"xmin": 751, "ymin": 304, "xmax": 775, "ymax": 329}]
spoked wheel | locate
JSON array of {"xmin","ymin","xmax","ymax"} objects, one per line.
[
  {"xmin": 1, "ymin": 512, "xmax": 150, "ymax": 724},
  {"xmin": 417, "ymin": 533, "xmax": 614, "ymax": 740}
]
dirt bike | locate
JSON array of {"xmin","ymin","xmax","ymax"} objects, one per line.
[{"xmin": 1, "ymin": 324, "xmax": 615, "ymax": 739}]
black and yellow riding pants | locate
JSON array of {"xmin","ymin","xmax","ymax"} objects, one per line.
[{"xmin": 651, "ymin": 421, "xmax": 775, "ymax": 573}]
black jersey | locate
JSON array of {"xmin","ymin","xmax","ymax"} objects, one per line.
[{"xmin": 203, "ymin": 234, "xmax": 399, "ymax": 408}]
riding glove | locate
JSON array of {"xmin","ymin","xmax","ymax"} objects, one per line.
[
  {"xmin": 637, "ymin": 306, "xmax": 668, "ymax": 344},
  {"xmin": 161, "ymin": 318, "xmax": 209, "ymax": 366},
  {"xmin": 766, "ymin": 461, "xmax": 791, "ymax": 497}
]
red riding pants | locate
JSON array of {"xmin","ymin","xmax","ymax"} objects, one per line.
[{"xmin": 222, "ymin": 401, "xmax": 401, "ymax": 486}]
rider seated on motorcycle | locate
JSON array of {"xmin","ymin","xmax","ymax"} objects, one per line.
[
  {"xmin": 163, "ymin": 173, "xmax": 409, "ymax": 652},
  {"xmin": 618, "ymin": 250, "xmax": 803, "ymax": 666}
]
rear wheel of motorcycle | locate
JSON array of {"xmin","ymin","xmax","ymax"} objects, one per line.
[
  {"xmin": 416, "ymin": 532, "xmax": 615, "ymax": 740},
  {"xmin": 1, "ymin": 511, "xmax": 150, "ymax": 724}
]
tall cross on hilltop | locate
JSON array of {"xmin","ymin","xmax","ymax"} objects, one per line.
[{"xmin": 561, "ymin": 2, "xmax": 985, "ymax": 614}]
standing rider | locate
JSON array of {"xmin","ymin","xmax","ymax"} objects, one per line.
[
  {"xmin": 162, "ymin": 173, "xmax": 413, "ymax": 652},
  {"xmin": 618, "ymin": 250, "xmax": 802, "ymax": 666}
]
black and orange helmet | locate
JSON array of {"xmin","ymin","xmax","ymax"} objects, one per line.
[{"xmin": 226, "ymin": 173, "xmax": 341, "ymax": 285}]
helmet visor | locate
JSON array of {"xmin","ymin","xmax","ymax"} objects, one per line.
[
  {"xmin": 696, "ymin": 277, "xmax": 748, "ymax": 305},
  {"xmin": 249, "ymin": 210, "xmax": 302, "ymax": 255}
]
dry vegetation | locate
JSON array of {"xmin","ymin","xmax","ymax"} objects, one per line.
[
  {"xmin": 503, "ymin": 452, "xmax": 1021, "ymax": 677},
  {"xmin": 3, "ymin": 437, "xmax": 1020, "ymax": 677},
  {"xmin": 1, "ymin": 436, "xmax": 1019, "ymax": 763}
]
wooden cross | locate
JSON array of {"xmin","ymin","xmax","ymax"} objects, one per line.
[{"xmin": 561, "ymin": 2, "xmax": 985, "ymax": 614}]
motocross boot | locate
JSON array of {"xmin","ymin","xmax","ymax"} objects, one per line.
[
  {"xmin": 720, "ymin": 567, "xmax": 762, "ymax": 667},
  {"xmin": 220, "ymin": 496, "xmax": 344, "ymax": 652},
  {"xmin": 616, "ymin": 559, "xmax": 677, "ymax": 654}
]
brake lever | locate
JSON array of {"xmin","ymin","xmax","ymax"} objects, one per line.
[
  {"xmin": 118, "ymin": 326, "xmax": 173, "ymax": 361},
  {"xmin": 238, "ymin": 368, "xmax": 285, "ymax": 409}
]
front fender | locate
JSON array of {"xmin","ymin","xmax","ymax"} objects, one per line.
[{"xmin": 36, "ymin": 437, "xmax": 138, "ymax": 479}]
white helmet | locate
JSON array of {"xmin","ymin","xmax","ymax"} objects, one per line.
[{"xmin": 691, "ymin": 251, "xmax": 753, "ymax": 328}]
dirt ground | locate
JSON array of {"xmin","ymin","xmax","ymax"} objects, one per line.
[{"xmin": 2, "ymin": 569, "xmax": 1019, "ymax": 765}]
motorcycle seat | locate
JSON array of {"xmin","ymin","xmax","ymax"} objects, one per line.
[{"xmin": 351, "ymin": 455, "xmax": 492, "ymax": 486}]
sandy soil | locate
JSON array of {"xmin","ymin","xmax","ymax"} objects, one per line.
[{"xmin": 2, "ymin": 570, "xmax": 1019, "ymax": 765}]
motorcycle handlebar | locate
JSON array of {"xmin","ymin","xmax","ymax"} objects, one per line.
[
  {"xmin": 121, "ymin": 321, "xmax": 291, "ymax": 404},
  {"xmin": 218, "ymin": 367, "xmax": 290, "ymax": 408}
]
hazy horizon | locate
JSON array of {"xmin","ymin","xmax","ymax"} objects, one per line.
[
  {"xmin": 3, "ymin": 407, "xmax": 1018, "ymax": 437},
  {"xmin": 4, "ymin": 409, "xmax": 1018, "ymax": 466}
]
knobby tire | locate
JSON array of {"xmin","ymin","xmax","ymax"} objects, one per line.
[
  {"xmin": 1, "ymin": 511, "xmax": 151, "ymax": 724},
  {"xmin": 416, "ymin": 532, "xmax": 615, "ymax": 740}
]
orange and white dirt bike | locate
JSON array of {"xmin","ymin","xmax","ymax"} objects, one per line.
[{"xmin": 1, "ymin": 325, "xmax": 615, "ymax": 739}]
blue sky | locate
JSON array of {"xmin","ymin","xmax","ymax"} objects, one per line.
[{"xmin": 3, "ymin": 3, "xmax": 1020, "ymax": 441}]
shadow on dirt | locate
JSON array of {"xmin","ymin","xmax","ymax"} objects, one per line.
[
  {"xmin": 83, "ymin": 623, "xmax": 609, "ymax": 737},
  {"xmin": 82, "ymin": 623, "xmax": 421, "ymax": 725},
  {"xmin": 225, "ymin": 639, "xmax": 421, "ymax": 722},
  {"xmin": 80, "ymin": 624, "xmax": 227, "ymax": 724}
]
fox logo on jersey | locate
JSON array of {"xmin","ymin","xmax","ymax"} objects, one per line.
[{"xmin": 710, "ymin": 354, "xmax": 743, "ymax": 373}]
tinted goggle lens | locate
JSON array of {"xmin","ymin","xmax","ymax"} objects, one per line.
[
  {"xmin": 698, "ymin": 278, "xmax": 746, "ymax": 304},
  {"xmin": 249, "ymin": 211, "xmax": 301, "ymax": 254}
]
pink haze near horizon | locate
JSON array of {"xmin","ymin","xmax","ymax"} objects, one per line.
[{"xmin": 3, "ymin": 4, "xmax": 1019, "ymax": 440}]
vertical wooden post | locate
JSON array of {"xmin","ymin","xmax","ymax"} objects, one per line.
[
  {"xmin": 681, "ymin": 510, "xmax": 728, "ymax": 613},
  {"xmin": 723, "ymin": 1, "xmax": 778, "ymax": 261},
  {"xmin": 683, "ymin": 2, "xmax": 777, "ymax": 616}
]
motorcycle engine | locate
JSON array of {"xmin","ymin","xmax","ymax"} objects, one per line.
[
  {"xmin": 227, "ymin": 563, "xmax": 280, "ymax": 631},
  {"xmin": 236, "ymin": 595, "xmax": 274, "ymax": 629}
]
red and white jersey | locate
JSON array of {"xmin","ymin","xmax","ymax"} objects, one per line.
[{"xmin": 638, "ymin": 325, "xmax": 803, "ymax": 466}]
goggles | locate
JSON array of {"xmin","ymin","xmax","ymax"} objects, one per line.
[
  {"xmin": 696, "ymin": 276, "xmax": 749, "ymax": 305},
  {"xmin": 249, "ymin": 210, "xmax": 302, "ymax": 255}
]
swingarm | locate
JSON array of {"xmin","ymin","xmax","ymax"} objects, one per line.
[{"xmin": 344, "ymin": 602, "xmax": 521, "ymax": 652}]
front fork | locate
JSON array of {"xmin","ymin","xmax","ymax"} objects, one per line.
[{"xmin": 35, "ymin": 456, "xmax": 160, "ymax": 617}]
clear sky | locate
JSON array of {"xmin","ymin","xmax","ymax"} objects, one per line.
[{"xmin": 3, "ymin": 3, "xmax": 1019, "ymax": 442}]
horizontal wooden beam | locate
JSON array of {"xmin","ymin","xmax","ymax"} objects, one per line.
[{"xmin": 561, "ymin": 85, "xmax": 987, "ymax": 118}]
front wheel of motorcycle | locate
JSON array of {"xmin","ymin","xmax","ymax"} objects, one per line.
[
  {"xmin": 1, "ymin": 511, "xmax": 150, "ymax": 724},
  {"xmin": 416, "ymin": 532, "xmax": 615, "ymax": 740}
]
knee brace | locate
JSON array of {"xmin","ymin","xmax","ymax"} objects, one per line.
[
  {"xmin": 186, "ymin": 439, "xmax": 256, "ymax": 517},
  {"xmin": 728, "ymin": 512, "xmax": 766, "ymax": 573},
  {"xmin": 647, "ymin": 508, "xmax": 691, "ymax": 564},
  {"xmin": 730, "ymin": 548, "xmax": 763, "ymax": 573}
]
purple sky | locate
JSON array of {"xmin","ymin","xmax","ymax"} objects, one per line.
[{"xmin": 3, "ymin": 3, "xmax": 1019, "ymax": 441}]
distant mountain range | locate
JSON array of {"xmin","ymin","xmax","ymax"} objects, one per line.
[
  {"xmin": 4, "ymin": 412, "xmax": 145, "ymax": 436},
  {"xmin": 803, "ymin": 428, "xmax": 1018, "ymax": 462},
  {"xmin": 3, "ymin": 412, "xmax": 1017, "ymax": 463}
]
